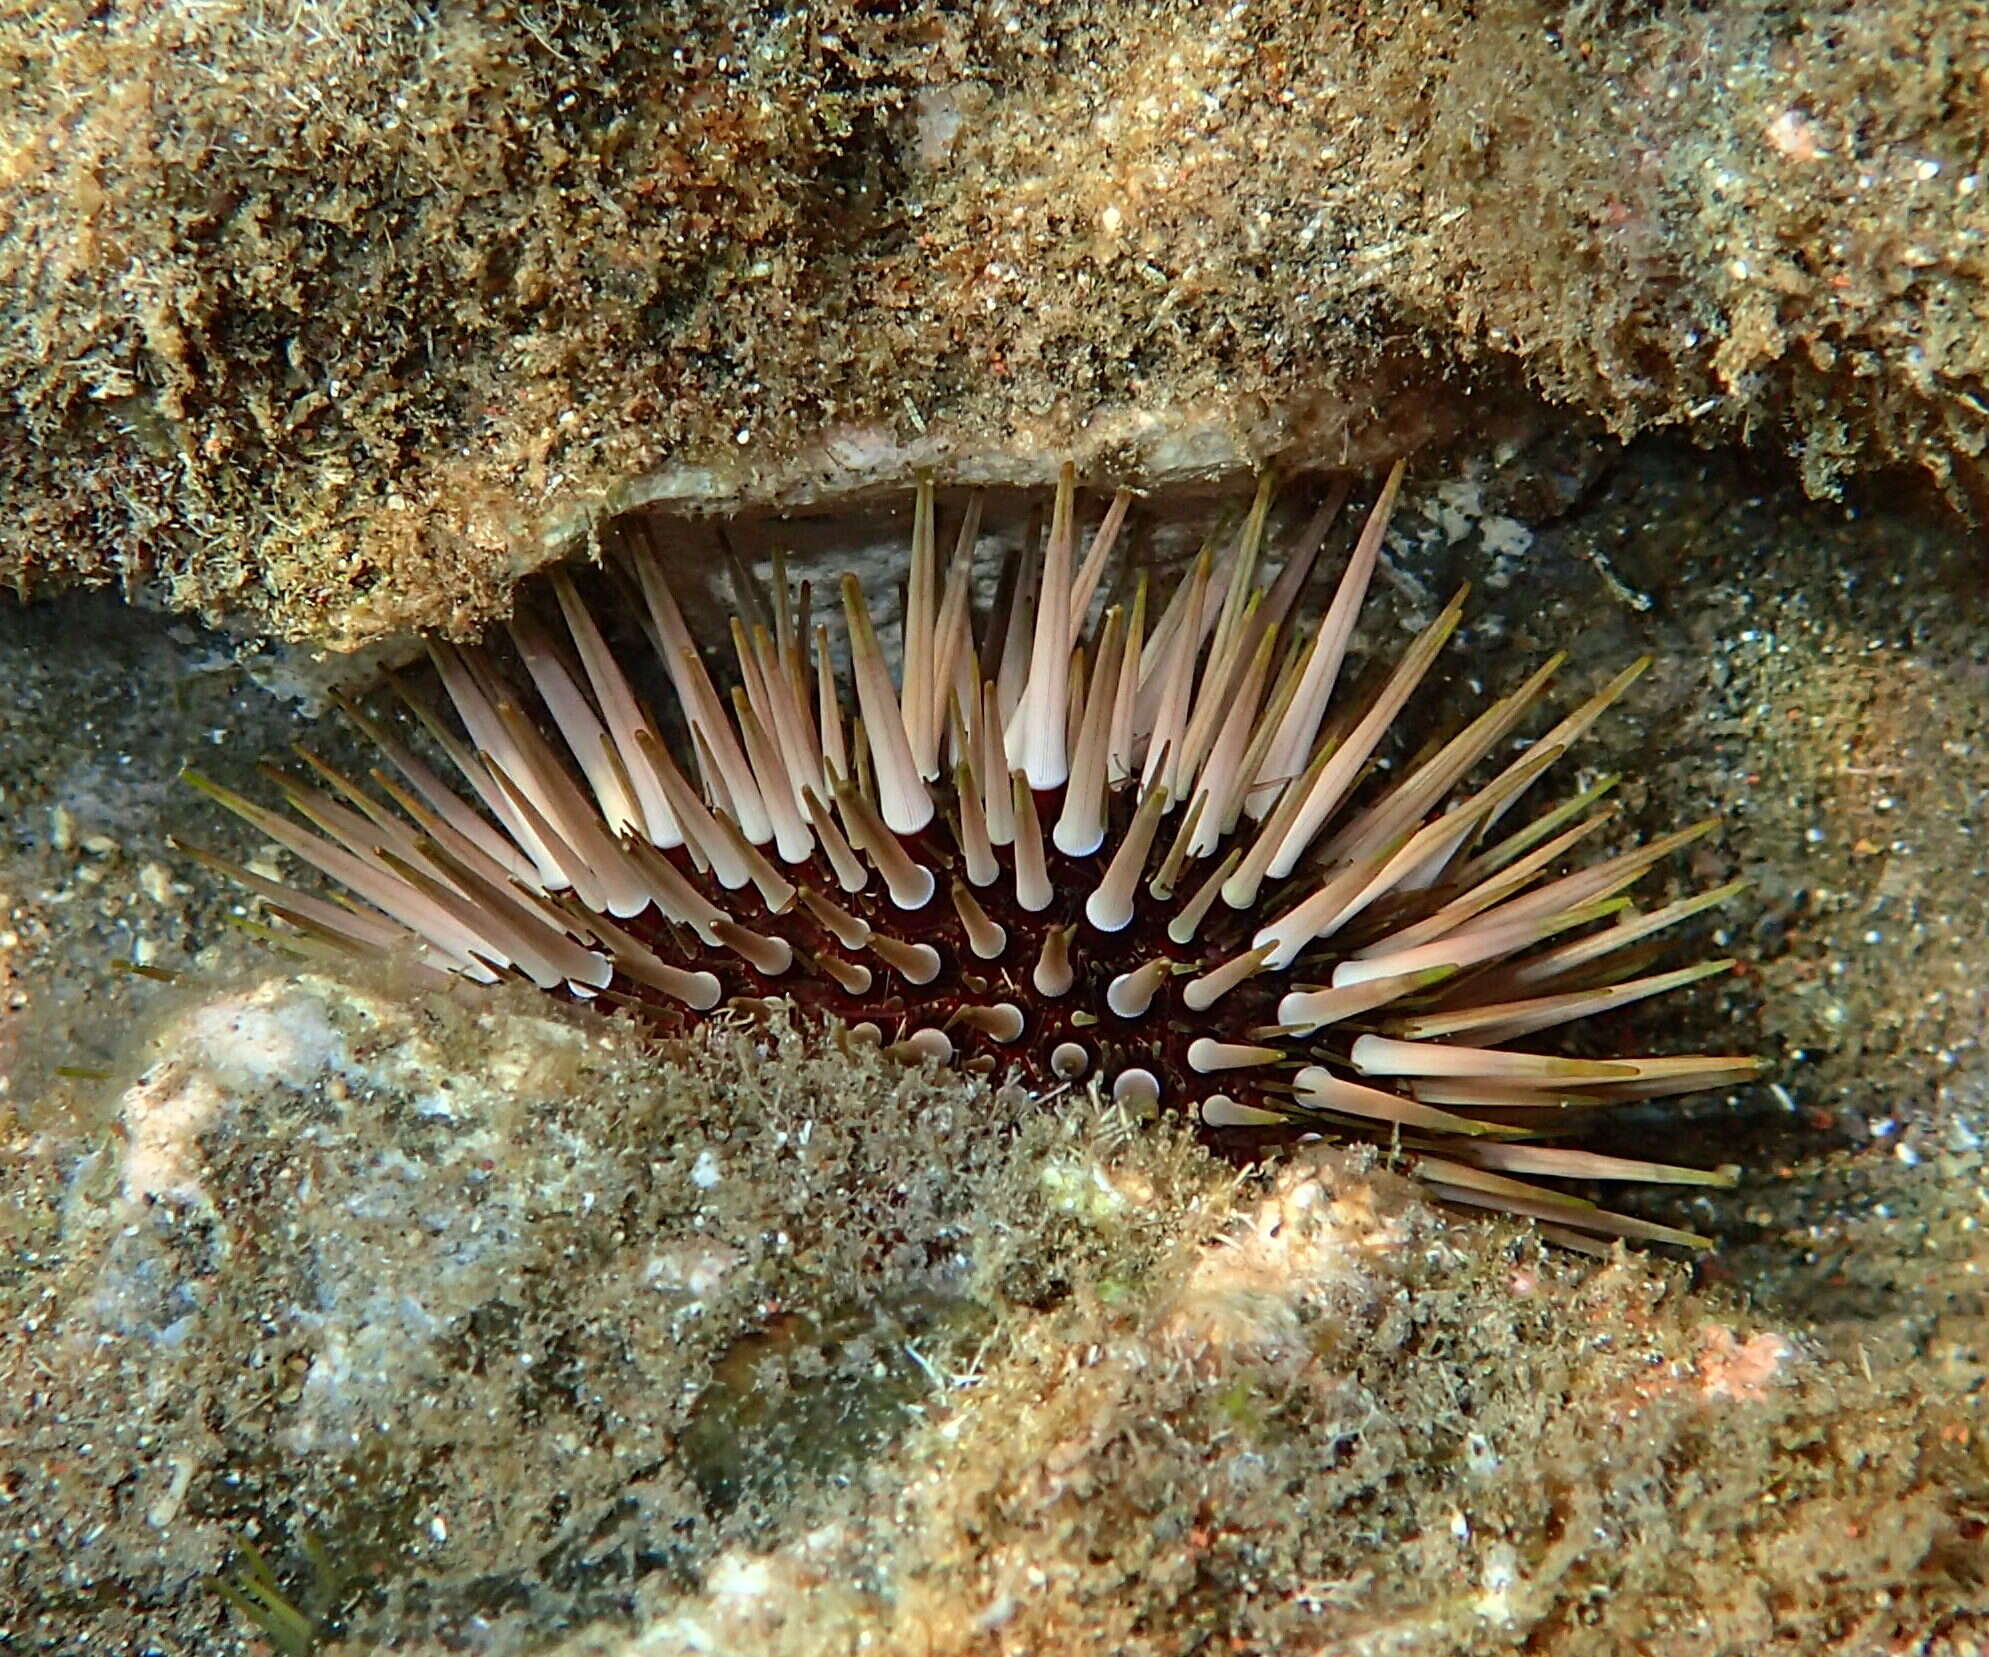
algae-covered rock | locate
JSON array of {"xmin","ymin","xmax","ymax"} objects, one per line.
[
  {"xmin": 1, "ymin": 974, "xmax": 1204, "ymax": 1650},
  {"xmin": 5, "ymin": 1, "xmax": 1988, "ymax": 644},
  {"xmin": 4, "ymin": 972, "xmax": 1983, "ymax": 1654}
]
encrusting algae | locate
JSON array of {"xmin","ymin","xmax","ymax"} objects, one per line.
[
  {"xmin": 182, "ymin": 465, "xmax": 1760, "ymax": 1247},
  {"xmin": 7, "ymin": 0, "xmax": 1989, "ymax": 642},
  {"xmin": 7, "ymin": 977, "xmax": 1979, "ymax": 1655}
]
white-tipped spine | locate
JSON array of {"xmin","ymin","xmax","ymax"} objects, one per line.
[
  {"xmin": 1009, "ymin": 462, "xmax": 1077, "ymax": 790},
  {"xmin": 841, "ymin": 574, "xmax": 935, "ymax": 835}
]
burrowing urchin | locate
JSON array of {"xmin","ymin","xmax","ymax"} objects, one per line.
[{"xmin": 181, "ymin": 464, "xmax": 1759, "ymax": 1248}]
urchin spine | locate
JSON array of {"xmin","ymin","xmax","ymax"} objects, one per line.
[{"xmin": 183, "ymin": 464, "xmax": 1759, "ymax": 1248}]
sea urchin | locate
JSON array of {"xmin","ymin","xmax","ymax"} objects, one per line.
[{"xmin": 180, "ymin": 464, "xmax": 1760, "ymax": 1248}]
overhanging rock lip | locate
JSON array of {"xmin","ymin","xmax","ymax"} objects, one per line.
[{"xmin": 520, "ymin": 377, "xmax": 1468, "ymax": 588}]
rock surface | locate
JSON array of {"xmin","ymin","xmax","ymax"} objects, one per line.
[
  {"xmin": 5, "ymin": 1, "xmax": 1987, "ymax": 643},
  {"xmin": 5, "ymin": 975, "xmax": 1983, "ymax": 1655}
]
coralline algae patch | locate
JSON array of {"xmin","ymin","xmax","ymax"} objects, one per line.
[{"xmin": 5, "ymin": 973, "xmax": 1983, "ymax": 1655}]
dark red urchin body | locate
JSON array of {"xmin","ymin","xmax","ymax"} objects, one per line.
[
  {"xmin": 609, "ymin": 786, "xmax": 1296, "ymax": 1107},
  {"xmin": 183, "ymin": 464, "xmax": 1760, "ymax": 1248}
]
